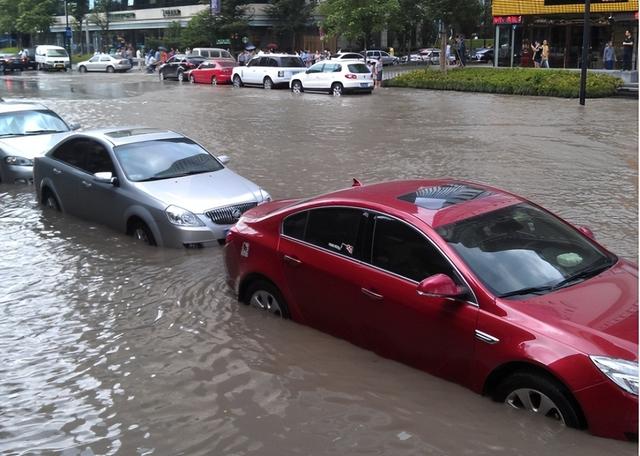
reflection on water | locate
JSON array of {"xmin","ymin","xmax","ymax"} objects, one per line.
[{"xmin": 0, "ymin": 72, "xmax": 637, "ymax": 455}]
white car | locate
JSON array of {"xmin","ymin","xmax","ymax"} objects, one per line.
[
  {"xmin": 0, "ymin": 102, "xmax": 78, "ymax": 184},
  {"xmin": 289, "ymin": 60, "xmax": 373, "ymax": 96},
  {"xmin": 330, "ymin": 52, "xmax": 365, "ymax": 61},
  {"xmin": 232, "ymin": 54, "xmax": 306, "ymax": 89},
  {"xmin": 77, "ymin": 54, "xmax": 132, "ymax": 73},
  {"xmin": 35, "ymin": 45, "xmax": 70, "ymax": 71}
]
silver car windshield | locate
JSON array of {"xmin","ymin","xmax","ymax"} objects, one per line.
[
  {"xmin": 0, "ymin": 110, "xmax": 69, "ymax": 137},
  {"xmin": 114, "ymin": 138, "xmax": 224, "ymax": 182},
  {"xmin": 435, "ymin": 203, "xmax": 615, "ymax": 298}
]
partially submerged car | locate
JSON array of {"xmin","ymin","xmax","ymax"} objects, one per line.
[
  {"xmin": 224, "ymin": 179, "xmax": 638, "ymax": 440},
  {"xmin": 34, "ymin": 128, "xmax": 271, "ymax": 248}
]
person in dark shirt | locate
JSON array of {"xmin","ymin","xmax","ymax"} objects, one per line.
[{"xmin": 622, "ymin": 30, "xmax": 634, "ymax": 71}]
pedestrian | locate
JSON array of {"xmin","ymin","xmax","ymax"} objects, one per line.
[
  {"xmin": 603, "ymin": 41, "xmax": 616, "ymax": 70},
  {"xmin": 445, "ymin": 43, "xmax": 452, "ymax": 65},
  {"xmin": 541, "ymin": 40, "xmax": 550, "ymax": 68},
  {"xmin": 622, "ymin": 30, "xmax": 634, "ymax": 70},
  {"xmin": 458, "ymin": 35, "xmax": 466, "ymax": 67},
  {"xmin": 375, "ymin": 58, "xmax": 383, "ymax": 88},
  {"xmin": 238, "ymin": 50, "xmax": 246, "ymax": 66},
  {"xmin": 531, "ymin": 41, "xmax": 542, "ymax": 68},
  {"xmin": 368, "ymin": 59, "xmax": 376, "ymax": 85},
  {"xmin": 136, "ymin": 47, "xmax": 143, "ymax": 71}
]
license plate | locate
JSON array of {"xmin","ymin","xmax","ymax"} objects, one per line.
[
  {"xmin": 55, "ymin": 64, "xmax": 64, "ymax": 68},
  {"xmin": 360, "ymin": 83, "xmax": 369, "ymax": 87}
]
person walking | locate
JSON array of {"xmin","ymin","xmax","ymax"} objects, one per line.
[
  {"xmin": 375, "ymin": 58, "xmax": 383, "ymax": 88},
  {"xmin": 458, "ymin": 35, "xmax": 466, "ymax": 67},
  {"xmin": 603, "ymin": 41, "xmax": 616, "ymax": 70},
  {"xmin": 531, "ymin": 41, "xmax": 542, "ymax": 68},
  {"xmin": 541, "ymin": 40, "xmax": 550, "ymax": 68},
  {"xmin": 622, "ymin": 30, "xmax": 634, "ymax": 70}
]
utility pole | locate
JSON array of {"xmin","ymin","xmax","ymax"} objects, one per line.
[
  {"xmin": 579, "ymin": 0, "xmax": 591, "ymax": 105},
  {"xmin": 65, "ymin": 0, "xmax": 72, "ymax": 70}
]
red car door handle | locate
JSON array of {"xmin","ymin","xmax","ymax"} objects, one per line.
[
  {"xmin": 361, "ymin": 287, "xmax": 383, "ymax": 301},
  {"xmin": 283, "ymin": 254, "xmax": 302, "ymax": 266}
]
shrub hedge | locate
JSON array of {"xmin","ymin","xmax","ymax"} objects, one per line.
[{"xmin": 385, "ymin": 67, "xmax": 623, "ymax": 98}]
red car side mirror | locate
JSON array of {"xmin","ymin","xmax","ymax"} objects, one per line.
[
  {"xmin": 417, "ymin": 274, "xmax": 464, "ymax": 298},
  {"xmin": 577, "ymin": 225, "xmax": 595, "ymax": 240}
]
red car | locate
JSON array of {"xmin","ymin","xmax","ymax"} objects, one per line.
[
  {"xmin": 186, "ymin": 59, "xmax": 235, "ymax": 85},
  {"xmin": 224, "ymin": 179, "xmax": 638, "ymax": 441}
]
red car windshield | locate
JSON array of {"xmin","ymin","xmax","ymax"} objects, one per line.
[{"xmin": 436, "ymin": 203, "xmax": 615, "ymax": 298}]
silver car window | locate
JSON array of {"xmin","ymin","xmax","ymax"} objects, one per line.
[{"xmin": 113, "ymin": 138, "xmax": 224, "ymax": 182}]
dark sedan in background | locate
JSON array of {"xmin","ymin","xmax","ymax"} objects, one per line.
[{"xmin": 0, "ymin": 54, "xmax": 24, "ymax": 73}]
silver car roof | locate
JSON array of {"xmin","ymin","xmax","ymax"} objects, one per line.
[
  {"xmin": 75, "ymin": 127, "xmax": 185, "ymax": 147},
  {"xmin": 0, "ymin": 102, "xmax": 51, "ymax": 113}
]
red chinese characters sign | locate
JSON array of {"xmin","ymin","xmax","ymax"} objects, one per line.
[{"xmin": 493, "ymin": 15, "xmax": 523, "ymax": 24}]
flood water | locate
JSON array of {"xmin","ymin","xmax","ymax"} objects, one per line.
[{"xmin": 0, "ymin": 71, "xmax": 637, "ymax": 455}]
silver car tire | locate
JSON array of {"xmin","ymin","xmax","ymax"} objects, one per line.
[
  {"xmin": 211, "ymin": 76, "xmax": 217, "ymax": 86},
  {"xmin": 189, "ymin": 74, "xmax": 195, "ymax": 83},
  {"xmin": 291, "ymin": 80, "xmax": 303, "ymax": 94},
  {"xmin": 106, "ymin": 66, "xmax": 115, "ymax": 73},
  {"xmin": 178, "ymin": 70, "xmax": 185, "ymax": 82},
  {"xmin": 263, "ymin": 77, "xmax": 273, "ymax": 90},
  {"xmin": 131, "ymin": 221, "xmax": 157, "ymax": 246},
  {"xmin": 42, "ymin": 192, "xmax": 60, "ymax": 211},
  {"xmin": 244, "ymin": 280, "xmax": 290, "ymax": 319},
  {"xmin": 159, "ymin": 71, "xmax": 165, "ymax": 81},
  {"xmin": 233, "ymin": 75, "xmax": 242, "ymax": 88},
  {"xmin": 331, "ymin": 82, "xmax": 343, "ymax": 97},
  {"xmin": 493, "ymin": 371, "xmax": 582, "ymax": 429},
  {"xmin": 78, "ymin": 65, "xmax": 87, "ymax": 73}
]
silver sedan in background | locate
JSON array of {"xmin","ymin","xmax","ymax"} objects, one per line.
[
  {"xmin": 77, "ymin": 54, "xmax": 132, "ymax": 73},
  {"xmin": 33, "ymin": 128, "xmax": 271, "ymax": 248}
]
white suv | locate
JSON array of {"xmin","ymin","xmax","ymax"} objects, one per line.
[
  {"xmin": 232, "ymin": 54, "xmax": 306, "ymax": 89},
  {"xmin": 289, "ymin": 60, "xmax": 373, "ymax": 96}
]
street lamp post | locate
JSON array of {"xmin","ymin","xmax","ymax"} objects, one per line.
[{"xmin": 64, "ymin": 0, "xmax": 72, "ymax": 70}]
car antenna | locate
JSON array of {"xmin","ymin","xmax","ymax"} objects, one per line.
[{"xmin": 352, "ymin": 178, "xmax": 362, "ymax": 187}]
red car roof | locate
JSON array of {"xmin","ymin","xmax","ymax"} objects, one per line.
[{"xmin": 305, "ymin": 179, "xmax": 525, "ymax": 228}]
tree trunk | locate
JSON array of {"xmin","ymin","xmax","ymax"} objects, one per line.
[{"xmin": 440, "ymin": 20, "xmax": 447, "ymax": 73}]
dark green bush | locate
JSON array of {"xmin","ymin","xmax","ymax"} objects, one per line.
[{"xmin": 385, "ymin": 67, "xmax": 623, "ymax": 98}]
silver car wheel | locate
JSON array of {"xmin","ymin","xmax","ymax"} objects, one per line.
[
  {"xmin": 505, "ymin": 388, "xmax": 565, "ymax": 424},
  {"xmin": 159, "ymin": 71, "xmax": 165, "ymax": 81},
  {"xmin": 291, "ymin": 80, "xmax": 302, "ymax": 94},
  {"xmin": 233, "ymin": 75, "xmax": 242, "ymax": 88},
  {"xmin": 106, "ymin": 66, "xmax": 114, "ymax": 73},
  {"xmin": 189, "ymin": 74, "xmax": 195, "ymax": 83},
  {"xmin": 249, "ymin": 289, "xmax": 283, "ymax": 317},
  {"xmin": 44, "ymin": 194, "xmax": 60, "ymax": 211},
  {"xmin": 331, "ymin": 83, "xmax": 343, "ymax": 96},
  {"xmin": 78, "ymin": 66, "xmax": 87, "ymax": 73},
  {"xmin": 263, "ymin": 77, "xmax": 273, "ymax": 90},
  {"xmin": 178, "ymin": 71, "xmax": 184, "ymax": 82},
  {"xmin": 211, "ymin": 76, "xmax": 217, "ymax": 86},
  {"xmin": 134, "ymin": 227, "xmax": 150, "ymax": 243}
]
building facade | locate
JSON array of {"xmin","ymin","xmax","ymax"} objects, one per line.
[
  {"xmin": 49, "ymin": 1, "xmax": 332, "ymax": 55},
  {"xmin": 492, "ymin": 0, "xmax": 638, "ymax": 69}
]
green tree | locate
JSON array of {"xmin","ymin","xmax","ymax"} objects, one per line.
[
  {"xmin": 181, "ymin": 1, "xmax": 250, "ymax": 50},
  {"xmin": 164, "ymin": 21, "xmax": 183, "ymax": 49},
  {"xmin": 69, "ymin": 1, "xmax": 90, "ymax": 53},
  {"xmin": 0, "ymin": 0, "xmax": 20, "ymax": 39},
  {"xmin": 318, "ymin": 0, "xmax": 400, "ymax": 51},
  {"xmin": 90, "ymin": 0, "xmax": 114, "ymax": 50},
  {"xmin": 16, "ymin": 0, "xmax": 57, "ymax": 35},
  {"xmin": 267, "ymin": 0, "xmax": 314, "ymax": 51}
]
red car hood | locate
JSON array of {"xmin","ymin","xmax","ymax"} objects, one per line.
[{"xmin": 499, "ymin": 259, "xmax": 638, "ymax": 360}]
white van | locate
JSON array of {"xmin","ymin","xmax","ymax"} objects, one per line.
[
  {"xmin": 191, "ymin": 48, "xmax": 235, "ymax": 62},
  {"xmin": 35, "ymin": 45, "xmax": 70, "ymax": 71}
]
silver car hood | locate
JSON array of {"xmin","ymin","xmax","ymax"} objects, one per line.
[
  {"xmin": 133, "ymin": 168, "xmax": 263, "ymax": 213},
  {"xmin": 0, "ymin": 133, "xmax": 69, "ymax": 160}
]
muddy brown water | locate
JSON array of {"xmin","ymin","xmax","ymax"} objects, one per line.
[{"xmin": 0, "ymin": 72, "xmax": 637, "ymax": 455}]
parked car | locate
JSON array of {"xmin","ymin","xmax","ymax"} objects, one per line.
[
  {"xmin": 33, "ymin": 128, "xmax": 271, "ymax": 248},
  {"xmin": 420, "ymin": 48, "xmax": 457, "ymax": 65},
  {"xmin": 186, "ymin": 59, "xmax": 234, "ymax": 85},
  {"xmin": 190, "ymin": 48, "xmax": 235, "ymax": 62},
  {"xmin": 361, "ymin": 50, "xmax": 399, "ymax": 66},
  {"xmin": 472, "ymin": 47, "xmax": 494, "ymax": 63},
  {"xmin": 330, "ymin": 52, "xmax": 365, "ymax": 61},
  {"xmin": 77, "ymin": 54, "xmax": 132, "ymax": 73},
  {"xmin": 289, "ymin": 60, "xmax": 373, "ymax": 96},
  {"xmin": 158, "ymin": 54, "xmax": 206, "ymax": 82},
  {"xmin": 0, "ymin": 54, "xmax": 25, "ymax": 73},
  {"xmin": 0, "ymin": 102, "xmax": 78, "ymax": 184},
  {"xmin": 400, "ymin": 51, "xmax": 427, "ymax": 63},
  {"xmin": 35, "ymin": 45, "xmax": 70, "ymax": 71},
  {"xmin": 224, "ymin": 179, "xmax": 638, "ymax": 441},
  {"xmin": 232, "ymin": 54, "xmax": 306, "ymax": 89}
]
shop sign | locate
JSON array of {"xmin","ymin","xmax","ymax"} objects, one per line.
[
  {"xmin": 216, "ymin": 39, "xmax": 231, "ymax": 45},
  {"xmin": 493, "ymin": 16, "xmax": 522, "ymax": 25},
  {"xmin": 544, "ymin": 0, "xmax": 627, "ymax": 4},
  {"xmin": 162, "ymin": 9, "xmax": 181, "ymax": 18}
]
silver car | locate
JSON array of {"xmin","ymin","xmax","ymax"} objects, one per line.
[
  {"xmin": 0, "ymin": 102, "xmax": 78, "ymax": 184},
  {"xmin": 33, "ymin": 128, "xmax": 271, "ymax": 248},
  {"xmin": 77, "ymin": 54, "xmax": 132, "ymax": 73}
]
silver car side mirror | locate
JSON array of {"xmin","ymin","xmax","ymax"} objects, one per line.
[
  {"xmin": 94, "ymin": 171, "xmax": 118, "ymax": 186},
  {"xmin": 69, "ymin": 122, "xmax": 81, "ymax": 130},
  {"xmin": 217, "ymin": 154, "xmax": 230, "ymax": 165}
]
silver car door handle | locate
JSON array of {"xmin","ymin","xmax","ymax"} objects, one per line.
[
  {"xmin": 52, "ymin": 168, "xmax": 62, "ymax": 175},
  {"xmin": 283, "ymin": 254, "xmax": 302, "ymax": 266},
  {"xmin": 81, "ymin": 180, "xmax": 92, "ymax": 188},
  {"xmin": 361, "ymin": 287, "xmax": 384, "ymax": 301}
]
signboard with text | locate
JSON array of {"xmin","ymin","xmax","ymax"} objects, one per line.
[
  {"xmin": 493, "ymin": 0, "xmax": 636, "ymax": 15},
  {"xmin": 545, "ymin": 0, "xmax": 627, "ymax": 4},
  {"xmin": 493, "ymin": 15, "xmax": 523, "ymax": 24}
]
